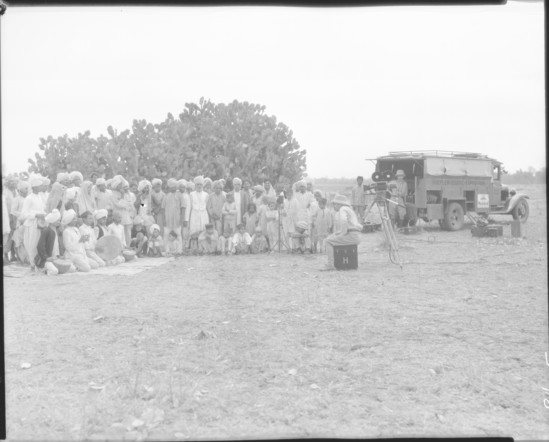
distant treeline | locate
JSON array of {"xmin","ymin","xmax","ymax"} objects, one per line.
[{"xmin": 502, "ymin": 167, "xmax": 546, "ymax": 185}]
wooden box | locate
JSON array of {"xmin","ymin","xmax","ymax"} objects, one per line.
[
  {"xmin": 486, "ymin": 225, "xmax": 503, "ymax": 237},
  {"xmin": 334, "ymin": 245, "xmax": 358, "ymax": 270}
]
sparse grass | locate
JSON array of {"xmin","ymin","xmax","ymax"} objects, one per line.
[{"xmin": 3, "ymin": 184, "xmax": 548, "ymax": 441}]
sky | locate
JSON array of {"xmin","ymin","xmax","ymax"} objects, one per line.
[{"xmin": 1, "ymin": 2, "xmax": 545, "ymax": 179}]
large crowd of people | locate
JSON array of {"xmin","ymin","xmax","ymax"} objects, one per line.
[{"xmin": 2, "ymin": 171, "xmax": 370, "ymax": 273}]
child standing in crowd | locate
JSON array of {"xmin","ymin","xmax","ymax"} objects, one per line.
[
  {"xmin": 222, "ymin": 192, "xmax": 237, "ymax": 234},
  {"xmin": 150, "ymin": 178, "xmax": 165, "ymax": 234},
  {"xmin": 250, "ymin": 227, "xmax": 269, "ymax": 254},
  {"xmin": 243, "ymin": 202, "xmax": 259, "ymax": 236},
  {"xmin": 311, "ymin": 197, "xmax": 333, "ymax": 253},
  {"xmin": 79, "ymin": 211, "xmax": 106, "ymax": 267},
  {"xmin": 206, "ymin": 180, "xmax": 225, "ymax": 234},
  {"xmin": 94, "ymin": 209, "xmax": 109, "ymax": 239},
  {"xmin": 148, "ymin": 224, "xmax": 163, "ymax": 257},
  {"xmin": 108, "ymin": 213, "xmax": 127, "ymax": 248},
  {"xmin": 232, "ymin": 223, "xmax": 252, "ymax": 255},
  {"xmin": 291, "ymin": 220, "xmax": 312, "ymax": 254},
  {"xmin": 162, "ymin": 179, "xmax": 183, "ymax": 252},
  {"xmin": 164, "ymin": 230, "xmax": 180, "ymax": 257},
  {"xmin": 198, "ymin": 223, "xmax": 219, "ymax": 255},
  {"xmin": 218, "ymin": 226, "xmax": 234, "ymax": 255},
  {"xmin": 264, "ymin": 198, "xmax": 279, "ymax": 250}
]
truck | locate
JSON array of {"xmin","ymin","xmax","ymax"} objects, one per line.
[{"xmin": 369, "ymin": 150, "xmax": 530, "ymax": 231}]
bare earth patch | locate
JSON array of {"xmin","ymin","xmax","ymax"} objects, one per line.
[{"xmin": 4, "ymin": 184, "xmax": 548, "ymax": 441}]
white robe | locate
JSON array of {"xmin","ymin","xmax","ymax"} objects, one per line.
[
  {"xmin": 187, "ymin": 190, "xmax": 209, "ymax": 235},
  {"xmin": 63, "ymin": 226, "xmax": 87, "ymax": 259},
  {"xmin": 21, "ymin": 193, "xmax": 45, "ymax": 266},
  {"xmin": 294, "ymin": 191, "xmax": 314, "ymax": 224},
  {"xmin": 233, "ymin": 191, "xmax": 242, "ymax": 224}
]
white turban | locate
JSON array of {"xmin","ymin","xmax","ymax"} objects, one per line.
[
  {"xmin": 45, "ymin": 209, "xmax": 61, "ymax": 224},
  {"xmin": 133, "ymin": 215, "xmax": 144, "ymax": 225},
  {"xmin": 193, "ymin": 176, "xmax": 204, "ymax": 185},
  {"xmin": 30, "ymin": 178, "xmax": 43, "ymax": 188},
  {"xmin": 149, "ymin": 224, "xmax": 160, "ymax": 235},
  {"xmin": 56, "ymin": 172, "xmax": 70, "ymax": 183},
  {"xmin": 152, "ymin": 178, "xmax": 162, "ymax": 187},
  {"xmin": 42, "ymin": 177, "xmax": 51, "ymax": 186},
  {"xmin": 186, "ymin": 182, "xmax": 195, "ymax": 190},
  {"xmin": 203, "ymin": 177, "xmax": 212, "ymax": 185},
  {"xmin": 232, "ymin": 177, "xmax": 242, "ymax": 185},
  {"xmin": 61, "ymin": 209, "xmax": 76, "ymax": 225},
  {"xmin": 17, "ymin": 181, "xmax": 30, "ymax": 192},
  {"xmin": 70, "ymin": 171, "xmax": 83, "ymax": 182},
  {"xmin": 178, "ymin": 179, "xmax": 187, "ymax": 188},
  {"xmin": 65, "ymin": 188, "xmax": 77, "ymax": 200},
  {"xmin": 96, "ymin": 178, "xmax": 106, "ymax": 186},
  {"xmin": 94, "ymin": 209, "xmax": 108, "ymax": 220},
  {"xmin": 167, "ymin": 178, "xmax": 178, "ymax": 189},
  {"xmin": 111, "ymin": 175, "xmax": 124, "ymax": 190},
  {"xmin": 137, "ymin": 180, "xmax": 152, "ymax": 192}
]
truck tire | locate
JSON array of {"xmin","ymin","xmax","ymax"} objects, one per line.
[
  {"xmin": 444, "ymin": 202, "xmax": 464, "ymax": 231},
  {"xmin": 512, "ymin": 198, "xmax": 529, "ymax": 223}
]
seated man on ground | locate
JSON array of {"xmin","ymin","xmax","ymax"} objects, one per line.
[
  {"xmin": 291, "ymin": 220, "xmax": 312, "ymax": 254},
  {"xmin": 35, "ymin": 210, "xmax": 76, "ymax": 275},
  {"xmin": 62, "ymin": 209, "xmax": 98, "ymax": 272},
  {"xmin": 323, "ymin": 194, "xmax": 362, "ymax": 271}
]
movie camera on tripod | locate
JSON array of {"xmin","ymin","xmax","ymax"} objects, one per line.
[{"xmin": 362, "ymin": 169, "xmax": 403, "ymax": 268}]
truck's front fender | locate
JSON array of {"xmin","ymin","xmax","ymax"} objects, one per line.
[{"xmin": 502, "ymin": 193, "xmax": 529, "ymax": 214}]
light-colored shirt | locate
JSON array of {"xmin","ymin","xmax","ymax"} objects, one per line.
[
  {"xmin": 108, "ymin": 223, "xmax": 126, "ymax": 248},
  {"xmin": 232, "ymin": 231, "xmax": 252, "ymax": 247},
  {"xmin": 21, "ymin": 193, "xmax": 45, "ymax": 227},
  {"xmin": 334, "ymin": 206, "xmax": 363, "ymax": 235},
  {"xmin": 63, "ymin": 225, "xmax": 87, "ymax": 258},
  {"xmin": 79, "ymin": 223, "xmax": 97, "ymax": 251}
]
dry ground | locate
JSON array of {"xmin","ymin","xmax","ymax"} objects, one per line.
[{"xmin": 4, "ymin": 184, "xmax": 548, "ymax": 441}]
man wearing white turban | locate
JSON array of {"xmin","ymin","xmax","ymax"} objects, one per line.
[
  {"xmin": 10, "ymin": 181, "xmax": 30, "ymax": 263},
  {"xmin": 186, "ymin": 177, "xmax": 209, "ymax": 238},
  {"xmin": 232, "ymin": 177, "xmax": 248, "ymax": 225},
  {"xmin": 36, "ymin": 210, "xmax": 76, "ymax": 275},
  {"xmin": 294, "ymin": 179, "xmax": 314, "ymax": 226},
  {"xmin": 20, "ymin": 179, "xmax": 46, "ymax": 268},
  {"xmin": 62, "ymin": 209, "xmax": 97, "ymax": 272},
  {"xmin": 56, "ymin": 172, "xmax": 71, "ymax": 186},
  {"xmin": 79, "ymin": 211, "xmax": 105, "ymax": 268},
  {"xmin": 150, "ymin": 178, "xmax": 165, "ymax": 236},
  {"xmin": 94, "ymin": 177, "xmax": 113, "ymax": 212},
  {"xmin": 162, "ymin": 178, "xmax": 184, "ymax": 251},
  {"xmin": 136, "ymin": 180, "xmax": 154, "ymax": 227}
]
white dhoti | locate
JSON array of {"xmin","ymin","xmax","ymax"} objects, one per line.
[{"xmin": 23, "ymin": 221, "xmax": 40, "ymax": 267}]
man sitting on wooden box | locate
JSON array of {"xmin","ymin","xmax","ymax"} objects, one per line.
[{"xmin": 322, "ymin": 194, "xmax": 362, "ymax": 271}]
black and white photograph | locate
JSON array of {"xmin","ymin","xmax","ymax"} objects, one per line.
[{"xmin": 1, "ymin": 1, "xmax": 546, "ymax": 440}]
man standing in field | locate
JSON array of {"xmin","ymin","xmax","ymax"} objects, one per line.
[{"xmin": 351, "ymin": 176, "xmax": 366, "ymax": 220}]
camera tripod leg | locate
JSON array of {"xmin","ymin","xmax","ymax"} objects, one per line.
[{"xmin": 377, "ymin": 201, "xmax": 403, "ymax": 268}]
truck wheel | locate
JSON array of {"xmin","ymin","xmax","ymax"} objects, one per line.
[
  {"xmin": 512, "ymin": 198, "xmax": 529, "ymax": 223},
  {"xmin": 444, "ymin": 202, "xmax": 464, "ymax": 231}
]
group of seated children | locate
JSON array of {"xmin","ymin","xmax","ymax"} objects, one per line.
[{"xmin": 195, "ymin": 223, "xmax": 270, "ymax": 255}]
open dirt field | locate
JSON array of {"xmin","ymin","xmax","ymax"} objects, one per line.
[{"xmin": 4, "ymin": 184, "xmax": 548, "ymax": 441}]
